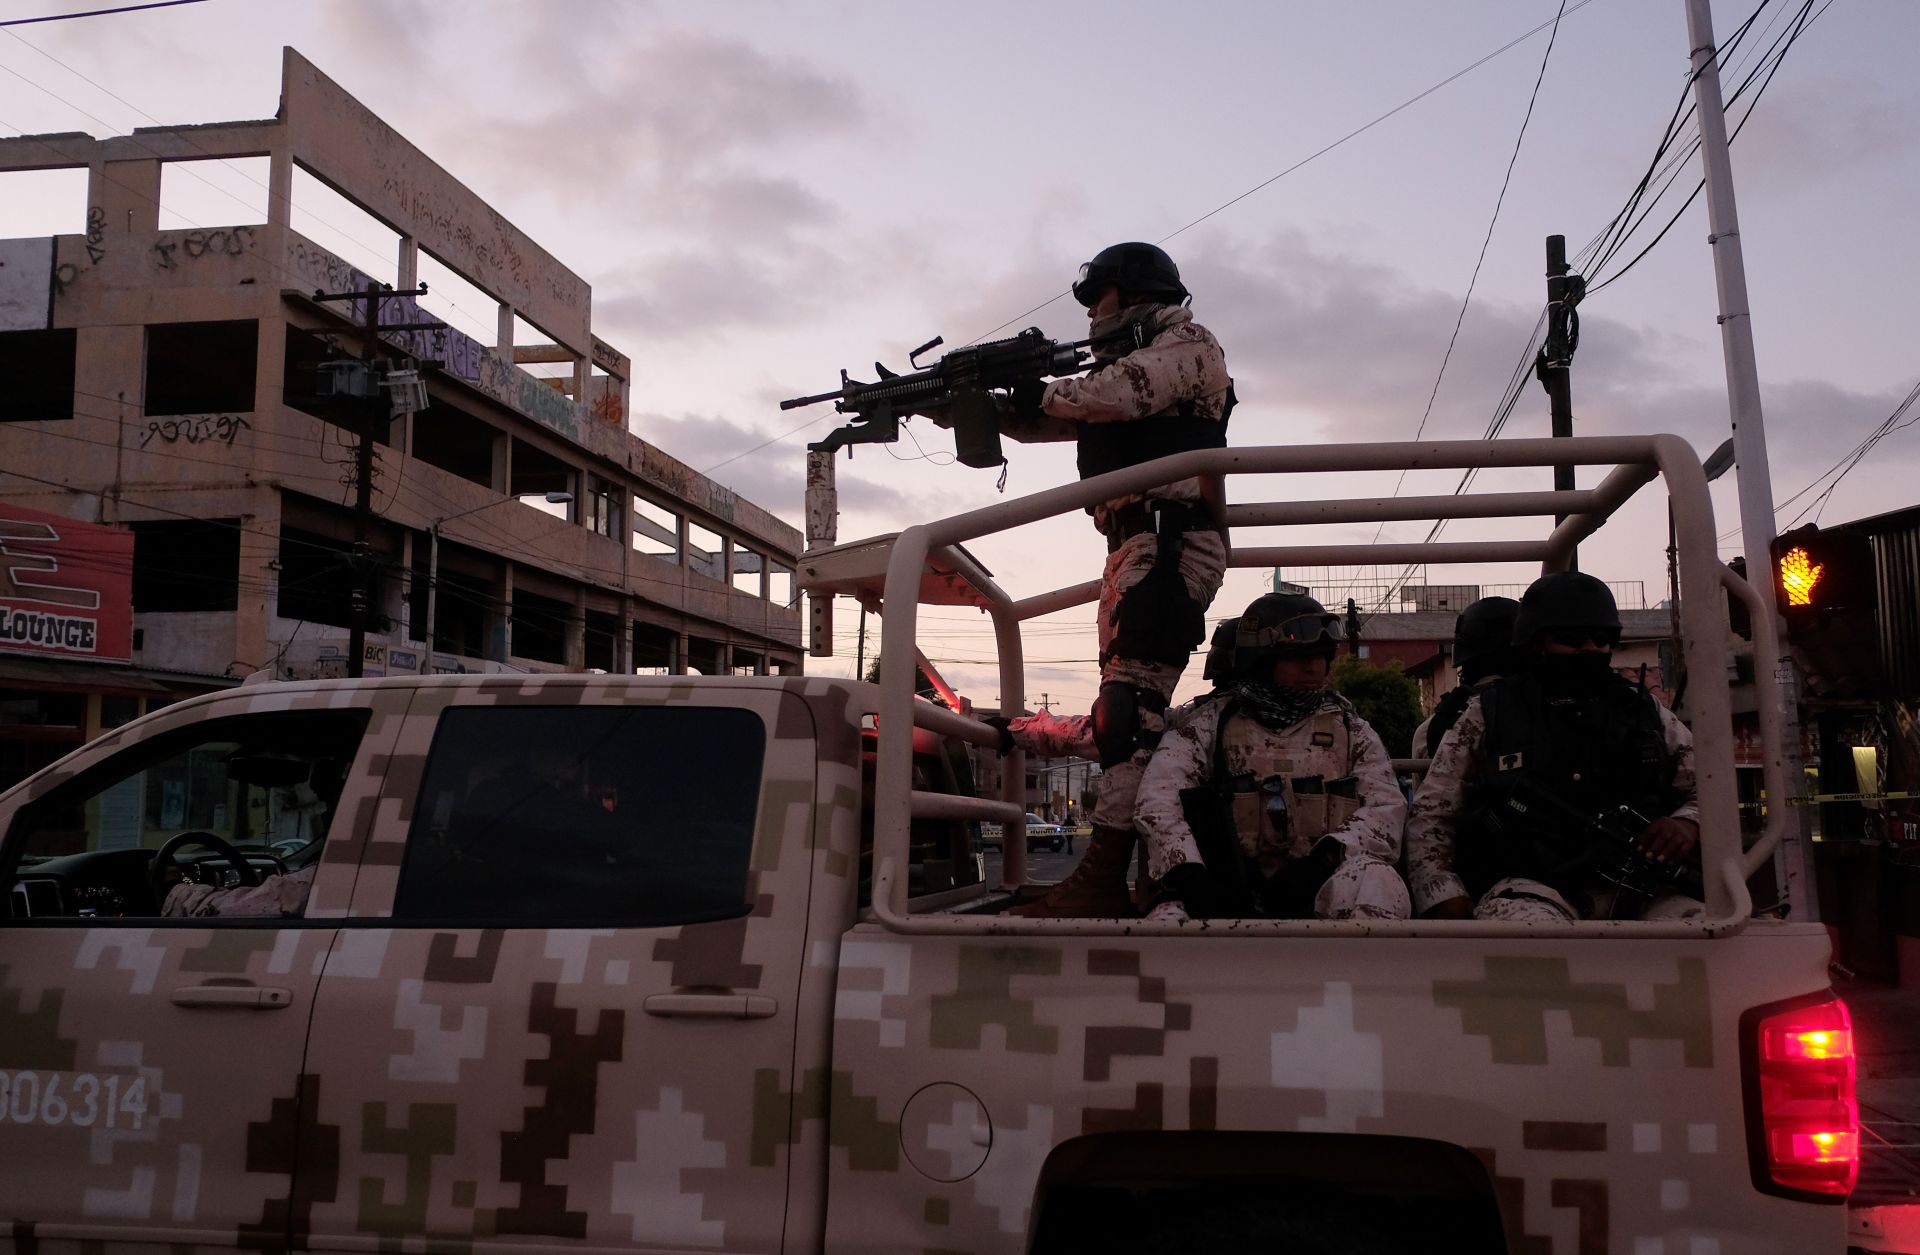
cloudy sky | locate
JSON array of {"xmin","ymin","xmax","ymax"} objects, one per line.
[{"xmin": 3, "ymin": 0, "xmax": 1915, "ymax": 710}]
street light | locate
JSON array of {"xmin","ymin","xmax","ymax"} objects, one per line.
[{"xmin": 425, "ymin": 490, "xmax": 573, "ymax": 657}]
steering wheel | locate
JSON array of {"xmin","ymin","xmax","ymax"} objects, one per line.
[{"xmin": 149, "ymin": 831, "xmax": 264, "ymax": 910}]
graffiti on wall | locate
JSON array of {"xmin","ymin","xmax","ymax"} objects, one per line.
[{"xmin": 139, "ymin": 414, "xmax": 252, "ymax": 448}]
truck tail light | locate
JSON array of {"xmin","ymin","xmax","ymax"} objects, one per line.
[{"xmin": 1742, "ymin": 992, "xmax": 1858, "ymax": 1200}]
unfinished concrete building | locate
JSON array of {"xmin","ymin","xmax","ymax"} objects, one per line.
[{"xmin": 0, "ymin": 49, "xmax": 802, "ymax": 786}]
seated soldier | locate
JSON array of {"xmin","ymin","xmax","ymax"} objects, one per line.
[
  {"xmin": 1411, "ymin": 595, "xmax": 1519, "ymax": 758},
  {"xmin": 1405, "ymin": 572, "xmax": 1704, "ymax": 923},
  {"xmin": 1135, "ymin": 592, "xmax": 1411, "ymax": 923}
]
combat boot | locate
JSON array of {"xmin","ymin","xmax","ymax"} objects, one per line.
[{"xmin": 1008, "ymin": 824, "xmax": 1137, "ymax": 917}]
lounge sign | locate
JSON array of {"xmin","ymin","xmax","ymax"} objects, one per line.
[{"xmin": 0, "ymin": 503, "xmax": 134, "ymax": 663}]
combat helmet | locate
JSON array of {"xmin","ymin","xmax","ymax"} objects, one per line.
[
  {"xmin": 1511, "ymin": 572, "xmax": 1621, "ymax": 648},
  {"xmin": 1231, "ymin": 592, "xmax": 1344, "ymax": 677},
  {"xmin": 1201, "ymin": 615, "xmax": 1241, "ymax": 686},
  {"xmin": 1451, "ymin": 595, "xmax": 1521, "ymax": 681},
  {"xmin": 1072, "ymin": 242, "xmax": 1190, "ymax": 308}
]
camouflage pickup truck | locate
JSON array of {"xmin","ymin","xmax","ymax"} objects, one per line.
[{"xmin": 0, "ymin": 437, "xmax": 1854, "ymax": 1253}]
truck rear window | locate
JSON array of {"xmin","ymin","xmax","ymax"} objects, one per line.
[{"xmin": 393, "ymin": 705, "xmax": 765, "ymax": 926}]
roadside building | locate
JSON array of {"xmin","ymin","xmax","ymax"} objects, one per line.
[{"xmin": 0, "ymin": 49, "xmax": 801, "ymax": 789}]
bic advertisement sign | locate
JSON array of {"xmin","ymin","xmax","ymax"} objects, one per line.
[{"xmin": 0, "ymin": 503, "xmax": 134, "ymax": 663}]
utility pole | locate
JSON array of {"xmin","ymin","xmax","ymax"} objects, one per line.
[
  {"xmin": 1539, "ymin": 234, "xmax": 1584, "ymax": 554},
  {"xmin": 1685, "ymin": 0, "xmax": 1814, "ymax": 918},
  {"xmin": 308, "ymin": 280, "xmax": 440, "ymax": 677},
  {"xmin": 855, "ymin": 605, "xmax": 867, "ymax": 681}
]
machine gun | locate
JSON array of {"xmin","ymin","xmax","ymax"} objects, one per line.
[
  {"xmin": 1483, "ymin": 779, "xmax": 1707, "ymax": 919},
  {"xmin": 781, "ymin": 328, "xmax": 1093, "ymax": 468}
]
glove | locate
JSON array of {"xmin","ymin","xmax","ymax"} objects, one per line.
[
  {"xmin": 1009, "ymin": 376, "xmax": 1047, "ymax": 421},
  {"xmin": 981, "ymin": 716, "xmax": 1016, "ymax": 756}
]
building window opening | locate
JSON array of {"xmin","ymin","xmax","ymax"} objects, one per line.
[
  {"xmin": 432, "ymin": 567, "xmax": 493, "ymax": 659},
  {"xmin": 732, "ymin": 548, "xmax": 764, "ymax": 598},
  {"xmin": 511, "ymin": 313, "xmax": 574, "ymax": 387},
  {"xmin": 584, "ymin": 609, "xmax": 620, "ymax": 672},
  {"xmin": 0, "ymin": 329, "xmax": 77, "ymax": 423},
  {"xmin": 413, "ymin": 248, "xmax": 499, "ymax": 346},
  {"xmin": 510, "ymin": 587, "xmax": 571, "ymax": 665},
  {"xmin": 586, "ymin": 476, "xmax": 620, "ymax": 540},
  {"xmin": 291, "ymin": 164, "xmax": 399, "ymax": 287},
  {"xmin": 769, "ymin": 563, "xmax": 797, "ymax": 609},
  {"xmin": 632, "ymin": 622, "xmax": 677, "ymax": 674},
  {"xmin": 276, "ymin": 526, "xmax": 362, "ymax": 630},
  {"xmin": 411, "ymin": 397, "xmax": 498, "ymax": 488},
  {"xmin": 132, "ymin": 519, "xmax": 240, "ymax": 612},
  {"xmin": 156, "ymin": 156, "xmax": 269, "ymax": 230},
  {"xmin": 509, "ymin": 438, "xmax": 575, "ymax": 519},
  {"xmin": 145, "ymin": 320, "xmax": 258, "ymax": 416},
  {"xmin": 632, "ymin": 497, "xmax": 680, "ymax": 564},
  {"xmin": 685, "ymin": 636, "xmax": 725, "ymax": 677},
  {"xmin": 0, "ymin": 168, "xmax": 87, "ymax": 237},
  {"xmin": 687, "ymin": 522, "xmax": 725, "ymax": 582}
]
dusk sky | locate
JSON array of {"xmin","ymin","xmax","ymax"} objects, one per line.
[{"xmin": 3, "ymin": 0, "xmax": 1914, "ymax": 711}]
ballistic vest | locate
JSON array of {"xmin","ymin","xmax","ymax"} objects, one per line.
[{"xmin": 1457, "ymin": 672, "xmax": 1675, "ymax": 896}]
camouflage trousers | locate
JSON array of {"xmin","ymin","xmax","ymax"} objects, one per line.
[
  {"xmin": 1473, "ymin": 876, "xmax": 1706, "ymax": 924},
  {"xmin": 1010, "ymin": 528, "xmax": 1228, "ymax": 830},
  {"xmin": 1316, "ymin": 855, "xmax": 1413, "ymax": 920}
]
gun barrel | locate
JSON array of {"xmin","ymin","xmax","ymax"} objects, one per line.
[{"xmin": 780, "ymin": 388, "xmax": 846, "ymax": 411}]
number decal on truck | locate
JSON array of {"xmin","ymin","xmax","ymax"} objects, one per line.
[{"xmin": 0, "ymin": 1071, "xmax": 147, "ymax": 1130}]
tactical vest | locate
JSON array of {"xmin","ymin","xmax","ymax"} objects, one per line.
[
  {"xmin": 1457, "ymin": 673, "xmax": 1676, "ymax": 897},
  {"xmin": 1422, "ymin": 682, "xmax": 1481, "ymax": 756},
  {"xmin": 1217, "ymin": 706, "xmax": 1360, "ymax": 876},
  {"xmin": 1074, "ymin": 388, "xmax": 1234, "ymax": 483}
]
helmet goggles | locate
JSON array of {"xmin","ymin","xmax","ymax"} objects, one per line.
[
  {"xmin": 1073, "ymin": 261, "xmax": 1118, "ymax": 309},
  {"xmin": 1236, "ymin": 613, "xmax": 1345, "ymax": 651}
]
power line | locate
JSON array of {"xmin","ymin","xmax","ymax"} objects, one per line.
[
  {"xmin": 0, "ymin": 0, "xmax": 207, "ymax": 28},
  {"xmin": 1366, "ymin": 0, "xmax": 1569, "ymax": 546}
]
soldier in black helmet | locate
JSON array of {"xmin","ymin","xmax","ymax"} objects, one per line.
[
  {"xmin": 1405, "ymin": 572, "xmax": 1703, "ymax": 923},
  {"xmin": 986, "ymin": 242, "xmax": 1236, "ymax": 917},
  {"xmin": 1411, "ymin": 596, "xmax": 1520, "ymax": 758},
  {"xmin": 1134, "ymin": 593, "xmax": 1411, "ymax": 923}
]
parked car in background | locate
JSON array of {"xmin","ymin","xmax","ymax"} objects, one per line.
[{"xmin": 980, "ymin": 812, "xmax": 1070, "ymax": 853}]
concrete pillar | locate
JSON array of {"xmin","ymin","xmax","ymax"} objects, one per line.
[
  {"xmin": 397, "ymin": 235, "xmax": 417, "ymax": 288},
  {"xmin": 93, "ymin": 158, "xmax": 160, "ymax": 238},
  {"xmin": 235, "ymin": 489, "xmax": 283, "ymax": 674},
  {"xmin": 616, "ymin": 599, "xmax": 633, "ymax": 673},
  {"xmin": 494, "ymin": 564, "xmax": 513, "ymax": 663},
  {"xmin": 675, "ymin": 628, "xmax": 689, "ymax": 676},
  {"xmin": 490, "ymin": 428, "xmax": 510, "ymax": 494},
  {"xmin": 568, "ymin": 585, "xmax": 587, "ymax": 671},
  {"xmin": 497, "ymin": 303, "xmax": 513, "ymax": 354}
]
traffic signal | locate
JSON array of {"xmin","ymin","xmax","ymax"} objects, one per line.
[{"xmin": 1768, "ymin": 525, "xmax": 1876, "ymax": 616}]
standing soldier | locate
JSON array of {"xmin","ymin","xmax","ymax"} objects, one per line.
[
  {"xmin": 1405, "ymin": 572, "xmax": 1703, "ymax": 923},
  {"xmin": 1411, "ymin": 596, "xmax": 1520, "ymax": 757},
  {"xmin": 986, "ymin": 242, "xmax": 1235, "ymax": 917},
  {"xmin": 1133, "ymin": 593, "xmax": 1411, "ymax": 923}
]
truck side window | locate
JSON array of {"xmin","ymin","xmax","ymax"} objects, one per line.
[
  {"xmin": 3, "ymin": 710, "xmax": 368, "ymax": 921},
  {"xmin": 393, "ymin": 705, "xmax": 765, "ymax": 926}
]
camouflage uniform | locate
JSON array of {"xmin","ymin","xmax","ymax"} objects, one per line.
[
  {"xmin": 162, "ymin": 864, "xmax": 316, "ymax": 917},
  {"xmin": 1007, "ymin": 304, "xmax": 1231, "ymax": 832},
  {"xmin": 1405, "ymin": 693, "xmax": 1702, "ymax": 922},
  {"xmin": 1135, "ymin": 694, "xmax": 1411, "ymax": 919}
]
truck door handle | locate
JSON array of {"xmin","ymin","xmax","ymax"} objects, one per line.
[
  {"xmin": 170, "ymin": 985, "xmax": 293, "ymax": 1009},
  {"xmin": 643, "ymin": 993, "xmax": 777, "ymax": 1020}
]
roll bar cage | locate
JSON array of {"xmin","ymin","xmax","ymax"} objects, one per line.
[{"xmin": 799, "ymin": 435, "xmax": 1791, "ymax": 937}]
